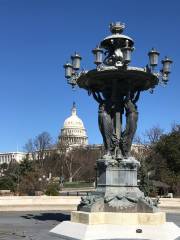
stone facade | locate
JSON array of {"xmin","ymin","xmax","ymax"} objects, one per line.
[{"xmin": 0, "ymin": 152, "xmax": 26, "ymax": 164}]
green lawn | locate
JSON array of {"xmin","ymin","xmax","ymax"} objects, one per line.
[{"xmin": 63, "ymin": 181, "xmax": 94, "ymax": 188}]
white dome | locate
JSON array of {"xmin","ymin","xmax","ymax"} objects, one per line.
[
  {"xmin": 59, "ymin": 103, "xmax": 88, "ymax": 146},
  {"xmin": 63, "ymin": 114, "xmax": 85, "ymax": 130}
]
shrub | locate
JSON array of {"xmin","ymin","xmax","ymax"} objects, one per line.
[{"xmin": 45, "ymin": 183, "xmax": 59, "ymax": 196}]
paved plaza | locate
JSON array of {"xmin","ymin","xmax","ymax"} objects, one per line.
[{"xmin": 0, "ymin": 211, "xmax": 179, "ymax": 240}]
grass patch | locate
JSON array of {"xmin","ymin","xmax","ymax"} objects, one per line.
[{"xmin": 63, "ymin": 181, "xmax": 94, "ymax": 188}]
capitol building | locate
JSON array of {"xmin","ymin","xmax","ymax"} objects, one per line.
[
  {"xmin": 0, "ymin": 103, "xmax": 88, "ymax": 165},
  {"xmin": 59, "ymin": 102, "xmax": 88, "ymax": 146},
  {"xmin": 0, "ymin": 103, "xmax": 144, "ymax": 165}
]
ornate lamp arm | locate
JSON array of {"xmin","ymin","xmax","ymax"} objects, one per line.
[
  {"xmin": 92, "ymin": 91, "xmax": 103, "ymax": 104},
  {"xmin": 132, "ymin": 91, "xmax": 140, "ymax": 103}
]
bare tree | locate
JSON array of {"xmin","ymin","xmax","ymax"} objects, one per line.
[
  {"xmin": 24, "ymin": 132, "xmax": 52, "ymax": 168},
  {"xmin": 80, "ymin": 146, "xmax": 100, "ymax": 183},
  {"xmin": 24, "ymin": 139, "xmax": 36, "ymax": 160},
  {"xmin": 42, "ymin": 141, "xmax": 69, "ymax": 180},
  {"xmin": 171, "ymin": 122, "xmax": 180, "ymax": 133},
  {"xmin": 23, "ymin": 133, "xmax": 101, "ymax": 184},
  {"xmin": 144, "ymin": 125, "xmax": 164, "ymax": 144},
  {"xmin": 133, "ymin": 135, "xmax": 142, "ymax": 145},
  {"xmin": 34, "ymin": 132, "xmax": 52, "ymax": 167},
  {"xmin": 64, "ymin": 148, "xmax": 82, "ymax": 182}
]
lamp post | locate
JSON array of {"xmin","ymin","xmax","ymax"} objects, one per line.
[
  {"xmin": 148, "ymin": 48, "xmax": 160, "ymax": 71},
  {"xmin": 147, "ymin": 171, "xmax": 151, "ymax": 196},
  {"xmin": 0, "ymin": 169, "xmax": 6, "ymax": 177},
  {"xmin": 63, "ymin": 22, "xmax": 173, "ymax": 213},
  {"xmin": 38, "ymin": 173, "xmax": 51, "ymax": 192},
  {"xmin": 92, "ymin": 46, "xmax": 103, "ymax": 66},
  {"xmin": 64, "ymin": 53, "xmax": 82, "ymax": 88},
  {"xmin": 161, "ymin": 56, "xmax": 173, "ymax": 83}
]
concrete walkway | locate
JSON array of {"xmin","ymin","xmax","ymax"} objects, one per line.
[{"xmin": 0, "ymin": 211, "xmax": 179, "ymax": 240}]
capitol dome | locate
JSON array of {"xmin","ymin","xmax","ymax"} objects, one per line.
[{"xmin": 59, "ymin": 102, "xmax": 88, "ymax": 146}]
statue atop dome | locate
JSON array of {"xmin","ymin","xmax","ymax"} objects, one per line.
[
  {"xmin": 71, "ymin": 101, "xmax": 77, "ymax": 116},
  {"xmin": 59, "ymin": 103, "xmax": 88, "ymax": 146}
]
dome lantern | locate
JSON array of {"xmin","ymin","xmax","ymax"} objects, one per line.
[{"xmin": 72, "ymin": 102, "xmax": 77, "ymax": 116}]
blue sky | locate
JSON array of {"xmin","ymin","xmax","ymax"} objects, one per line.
[{"xmin": 0, "ymin": 0, "xmax": 179, "ymax": 151}]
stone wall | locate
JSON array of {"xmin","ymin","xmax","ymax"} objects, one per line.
[
  {"xmin": 0, "ymin": 196, "xmax": 81, "ymax": 211},
  {"xmin": 158, "ymin": 198, "xmax": 180, "ymax": 212},
  {"xmin": 0, "ymin": 196, "xmax": 179, "ymax": 212}
]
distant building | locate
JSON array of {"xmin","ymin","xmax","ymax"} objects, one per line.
[
  {"xmin": 59, "ymin": 102, "xmax": 88, "ymax": 146},
  {"xmin": 131, "ymin": 143, "xmax": 146, "ymax": 154},
  {"xmin": 0, "ymin": 152, "xmax": 26, "ymax": 164}
]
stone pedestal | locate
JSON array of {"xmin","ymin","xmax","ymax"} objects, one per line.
[
  {"xmin": 71, "ymin": 211, "xmax": 166, "ymax": 225},
  {"xmin": 50, "ymin": 221, "xmax": 180, "ymax": 240},
  {"xmin": 50, "ymin": 212, "xmax": 180, "ymax": 240},
  {"xmin": 78, "ymin": 157, "xmax": 158, "ymax": 212}
]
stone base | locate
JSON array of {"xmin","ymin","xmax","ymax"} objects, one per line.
[
  {"xmin": 50, "ymin": 221, "xmax": 180, "ymax": 240},
  {"xmin": 78, "ymin": 157, "xmax": 158, "ymax": 213},
  {"xmin": 78, "ymin": 191, "xmax": 158, "ymax": 213},
  {"xmin": 71, "ymin": 211, "xmax": 166, "ymax": 225}
]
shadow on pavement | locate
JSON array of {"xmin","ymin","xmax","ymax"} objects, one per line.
[{"xmin": 21, "ymin": 212, "xmax": 70, "ymax": 222}]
